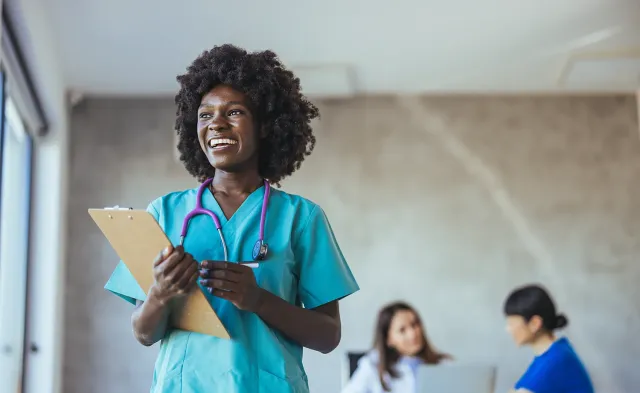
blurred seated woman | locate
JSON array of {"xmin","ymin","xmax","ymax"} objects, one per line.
[
  {"xmin": 504, "ymin": 284, "xmax": 594, "ymax": 393},
  {"xmin": 341, "ymin": 301, "xmax": 451, "ymax": 393}
]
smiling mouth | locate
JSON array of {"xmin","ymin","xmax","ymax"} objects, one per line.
[{"xmin": 207, "ymin": 138, "xmax": 238, "ymax": 149}]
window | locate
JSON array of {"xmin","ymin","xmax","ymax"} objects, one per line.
[
  {"xmin": 0, "ymin": 72, "xmax": 34, "ymax": 393},
  {"xmin": 0, "ymin": 6, "xmax": 47, "ymax": 391}
]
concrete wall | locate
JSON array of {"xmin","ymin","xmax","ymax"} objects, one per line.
[{"xmin": 65, "ymin": 94, "xmax": 640, "ymax": 393}]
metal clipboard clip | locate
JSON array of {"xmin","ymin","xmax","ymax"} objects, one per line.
[{"xmin": 103, "ymin": 205, "xmax": 134, "ymax": 219}]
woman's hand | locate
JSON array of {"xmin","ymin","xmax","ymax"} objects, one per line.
[
  {"xmin": 199, "ymin": 261, "xmax": 264, "ymax": 312},
  {"xmin": 150, "ymin": 245, "xmax": 199, "ymax": 304},
  {"xmin": 200, "ymin": 260, "xmax": 341, "ymax": 353}
]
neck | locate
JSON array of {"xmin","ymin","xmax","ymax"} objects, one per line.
[
  {"xmin": 530, "ymin": 333, "xmax": 556, "ymax": 355},
  {"xmin": 210, "ymin": 170, "xmax": 262, "ymax": 195}
]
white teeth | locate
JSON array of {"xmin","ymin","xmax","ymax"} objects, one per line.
[{"xmin": 208, "ymin": 138, "xmax": 237, "ymax": 148}]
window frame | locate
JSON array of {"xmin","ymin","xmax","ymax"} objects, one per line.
[
  {"xmin": 0, "ymin": 4, "xmax": 42, "ymax": 390},
  {"xmin": 0, "ymin": 70, "xmax": 5, "ymax": 220}
]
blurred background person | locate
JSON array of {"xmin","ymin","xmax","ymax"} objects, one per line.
[
  {"xmin": 504, "ymin": 284, "xmax": 594, "ymax": 393},
  {"xmin": 341, "ymin": 301, "xmax": 451, "ymax": 393}
]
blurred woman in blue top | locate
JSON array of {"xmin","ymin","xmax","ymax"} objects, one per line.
[
  {"xmin": 504, "ymin": 284, "xmax": 594, "ymax": 393},
  {"xmin": 342, "ymin": 302, "xmax": 451, "ymax": 393},
  {"xmin": 104, "ymin": 44, "xmax": 359, "ymax": 393}
]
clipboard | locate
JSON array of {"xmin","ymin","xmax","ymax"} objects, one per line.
[{"xmin": 88, "ymin": 207, "xmax": 230, "ymax": 339}]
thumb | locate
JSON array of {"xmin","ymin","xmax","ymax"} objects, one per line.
[
  {"xmin": 163, "ymin": 244, "xmax": 174, "ymax": 258},
  {"xmin": 154, "ymin": 244, "xmax": 174, "ymax": 266}
]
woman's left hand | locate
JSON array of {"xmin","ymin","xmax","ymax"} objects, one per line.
[{"xmin": 199, "ymin": 261, "xmax": 264, "ymax": 312}]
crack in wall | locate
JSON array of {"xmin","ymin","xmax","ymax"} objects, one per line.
[{"xmin": 397, "ymin": 95, "xmax": 616, "ymax": 392}]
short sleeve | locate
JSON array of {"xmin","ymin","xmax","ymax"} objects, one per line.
[
  {"xmin": 516, "ymin": 361, "xmax": 557, "ymax": 393},
  {"xmin": 294, "ymin": 205, "xmax": 359, "ymax": 309},
  {"xmin": 103, "ymin": 201, "xmax": 160, "ymax": 305}
]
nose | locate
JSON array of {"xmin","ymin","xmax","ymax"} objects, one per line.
[{"xmin": 207, "ymin": 114, "xmax": 229, "ymax": 133}]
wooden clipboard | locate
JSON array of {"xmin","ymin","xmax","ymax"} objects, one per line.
[{"xmin": 88, "ymin": 207, "xmax": 230, "ymax": 339}]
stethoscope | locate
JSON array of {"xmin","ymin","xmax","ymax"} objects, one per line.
[{"xmin": 179, "ymin": 178, "xmax": 271, "ymax": 263}]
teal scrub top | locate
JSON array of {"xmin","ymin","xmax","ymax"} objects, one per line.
[{"xmin": 104, "ymin": 184, "xmax": 360, "ymax": 393}]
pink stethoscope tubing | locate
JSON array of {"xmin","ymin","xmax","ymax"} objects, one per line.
[{"xmin": 179, "ymin": 178, "xmax": 270, "ymax": 263}]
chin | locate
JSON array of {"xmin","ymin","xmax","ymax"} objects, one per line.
[
  {"xmin": 208, "ymin": 152, "xmax": 255, "ymax": 173},
  {"xmin": 408, "ymin": 345, "xmax": 424, "ymax": 357},
  {"xmin": 208, "ymin": 157, "xmax": 242, "ymax": 172}
]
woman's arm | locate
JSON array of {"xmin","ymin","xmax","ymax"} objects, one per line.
[
  {"xmin": 131, "ymin": 286, "xmax": 172, "ymax": 346},
  {"xmin": 255, "ymin": 292, "xmax": 341, "ymax": 354}
]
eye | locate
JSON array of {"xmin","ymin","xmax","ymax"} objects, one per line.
[
  {"xmin": 198, "ymin": 112, "xmax": 212, "ymax": 119},
  {"xmin": 228, "ymin": 109, "xmax": 244, "ymax": 116}
]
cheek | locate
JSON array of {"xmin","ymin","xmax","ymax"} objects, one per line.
[
  {"xmin": 196, "ymin": 122, "xmax": 208, "ymax": 143},
  {"xmin": 238, "ymin": 120, "xmax": 258, "ymax": 141},
  {"xmin": 511, "ymin": 327, "xmax": 529, "ymax": 342},
  {"xmin": 387, "ymin": 332, "xmax": 401, "ymax": 348}
]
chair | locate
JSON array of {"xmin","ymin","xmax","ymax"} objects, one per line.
[
  {"xmin": 348, "ymin": 351, "xmax": 367, "ymax": 377},
  {"xmin": 342, "ymin": 351, "xmax": 367, "ymax": 386}
]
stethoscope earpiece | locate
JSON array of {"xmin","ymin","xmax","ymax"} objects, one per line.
[{"xmin": 252, "ymin": 239, "xmax": 268, "ymax": 261}]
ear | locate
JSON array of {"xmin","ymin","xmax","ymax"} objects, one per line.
[{"xmin": 528, "ymin": 315, "xmax": 544, "ymax": 333}]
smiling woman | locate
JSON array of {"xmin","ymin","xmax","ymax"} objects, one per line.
[
  {"xmin": 174, "ymin": 44, "xmax": 319, "ymax": 186},
  {"xmin": 103, "ymin": 44, "xmax": 359, "ymax": 393},
  {"xmin": 341, "ymin": 301, "xmax": 451, "ymax": 393}
]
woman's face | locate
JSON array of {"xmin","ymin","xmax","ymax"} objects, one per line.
[
  {"xmin": 386, "ymin": 310, "xmax": 424, "ymax": 357},
  {"xmin": 505, "ymin": 315, "xmax": 542, "ymax": 346},
  {"xmin": 197, "ymin": 85, "xmax": 258, "ymax": 172}
]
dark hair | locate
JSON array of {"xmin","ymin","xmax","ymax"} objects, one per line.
[
  {"xmin": 503, "ymin": 284, "xmax": 569, "ymax": 332},
  {"xmin": 174, "ymin": 44, "xmax": 319, "ymax": 185},
  {"xmin": 373, "ymin": 301, "xmax": 448, "ymax": 392}
]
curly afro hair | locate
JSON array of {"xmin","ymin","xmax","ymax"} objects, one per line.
[{"xmin": 174, "ymin": 44, "xmax": 319, "ymax": 185}]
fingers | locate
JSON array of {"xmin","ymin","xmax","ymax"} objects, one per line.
[
  {"xmin": 166, "ymin": 252, "xmax": 196, "ymax": 285},
  {"xmin": 174, "ymin": 270, "xmax": 198, "ymax": 296},
  {"xmin": 198, "ymin": 267, "xmax": 240, "ymax": 282},
  {"xmin": 158, "ymin": 246, "xmax": 186, "ymax": 275},
  {"xmin": 175, "ymin": 260, "xmax": 199, "ymax": 290},
  {"xmin": 199, "ymin": 278, "xmax": 240, "ymax": 293},
  {"xmin": 200, "ymin": 260, "xmax": 248, "ymax": 273}
]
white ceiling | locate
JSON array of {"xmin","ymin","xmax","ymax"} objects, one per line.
[{"xmin": 43, "ymin": 0, "xmax": 640, "ymax": 97}]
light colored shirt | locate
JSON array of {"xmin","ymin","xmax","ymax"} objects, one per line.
[
  {"xmin": 341, "ymin": 351, "xmax": 422, "ymax": 393},
  {"xmin": 104, "ymin": 185, "xmax": 360, "ymax": 393}
]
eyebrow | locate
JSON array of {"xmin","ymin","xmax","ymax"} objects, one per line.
[{"xmin": 198, "ymin": 100, "xmax": 247, "ymax": 110}]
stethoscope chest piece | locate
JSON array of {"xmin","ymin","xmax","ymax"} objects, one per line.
[{"xmin": 252, "ymin": 239, "xmax": 268, "ymax": 261}]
